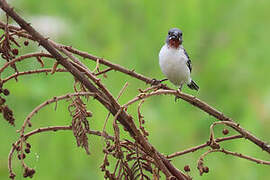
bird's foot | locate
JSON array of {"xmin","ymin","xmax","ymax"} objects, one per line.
[
  {"xmin": 150, "ymin": 78, "xmax": 168, "ymax": 86},
  {"xmin": 175, "ymin": 85, "xmax": 183, "ymax": 102}
]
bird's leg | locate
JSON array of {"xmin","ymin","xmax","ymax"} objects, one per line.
[
  {"xmin": 175, "ymin": 83, "xmax": 183, "ymax": 102},
  {"xmin": 150, "ymin": 78, "xmax": 168, "ymax": 86},
  {"xmin": 179, "ymin": 83, "xmax": 183, "ymax": 91}
]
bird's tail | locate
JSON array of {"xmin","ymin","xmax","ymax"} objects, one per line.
[{"xmin": 187, "ymin": 80, "xmax": 199, "ymax": 91}]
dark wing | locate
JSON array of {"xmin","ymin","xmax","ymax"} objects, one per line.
[{"xmin": 184, "ymin": 49, "xmax": 192, "ymax": 73}]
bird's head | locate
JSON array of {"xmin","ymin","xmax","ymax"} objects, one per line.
[{"xmin": 166, "ymin": 28, "xmax": 183, "ymax": 48}]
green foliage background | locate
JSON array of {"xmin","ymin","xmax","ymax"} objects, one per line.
[{"xmin": 0, "ymin": 0, "xmax": 269, "ymax": 179}]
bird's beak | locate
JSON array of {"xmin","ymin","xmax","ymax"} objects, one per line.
[
  {"xmin": 169, "ymin": 34, "xmax": 182, "ymax": 44},
  {"xmin": 169, "ymin": 35, "xmax": 177, "ymax": 40}
]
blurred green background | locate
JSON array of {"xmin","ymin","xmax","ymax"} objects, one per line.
[{"xmin": 0, "ymin": 0, "xmax": 270, "ymax": 179}]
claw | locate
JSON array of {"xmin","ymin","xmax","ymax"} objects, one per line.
[
  {"xmin": 179, "ymin": 84, "xmax": 183, "ymax": 91},
  {"xmin": 150, "ymin": 78, "xmax": 168, "ymax": 86},
  {"xmin": 150, "ymin": 78, "xmax": 160, "ymax": 86},
  {"xmin": 175, "ymin": 85, "xmax": 183, "ymax": 102}
]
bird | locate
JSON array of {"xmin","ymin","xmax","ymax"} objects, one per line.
[{"xmin": 158, "ymin": 28, "xmax": 199, "ymax": 93}]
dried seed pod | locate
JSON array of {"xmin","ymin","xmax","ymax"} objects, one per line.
[
  {"xmin": 3, "ymin": 89, "xmax": 10, "ymax": 96},
  {"xmin": 203, "ymin": 166, "xmax": 209, "ymax": 173},
  {"xmin": 17, "ymin": 153, "xmax": 25, "ymax": 160},
  {"xmin": 26, "ymin": 142, "xmax": 31, "ymax": 149},
  {"xmin": 24, "ymin": 40, "xmax": 29, "ymax": 46},
  {"xmin": 184, "ymin": 165, "xmax": 190, "ymax": 172},
  {"xmin": 11, "ymin": 49, "xmax": 18, "ymax": 56},
  {"xmin": 222, "ymin": 128, "xmax": 229, "ymax": 135},
  {"xmin": 25, "ymin": 148, "xmax": 30, "ymax": 154},
  {"xmin": 2, "ymin": 105, "xmax": 15, "ymax": 126},
  {"xmin": 15, "ymin": 145, "xmax": 21, "ymax": 151},
  {"xmin": 0, "ymin": 97, "xmax": 6, "ymax": 105},
  {"xmin": 9, "ymin": 172, "xmax": 16, "ymax": 179},
  {"xmin": 100, "ymin": 164, "xmax": 106, "ymax": 171},
  {"xmin": 23, "ymin": 167, "xmax": 35, "ymax": 178}
]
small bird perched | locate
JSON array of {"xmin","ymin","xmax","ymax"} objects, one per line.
[{"xmin": 159, "ymin": 28, "xmax": 199, "ymax": 92}]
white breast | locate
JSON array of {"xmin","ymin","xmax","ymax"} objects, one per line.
[{"xmin": 159, "ymin": 45, "xmax": 191, "ymax": 86}]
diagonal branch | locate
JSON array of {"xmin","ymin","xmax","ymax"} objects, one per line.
[
  {"xmin": 2, "ymin": 68, "xmax": 67, "ymax": 83},
  {"xmin": 0, "ymin": 0, "xmax": 134, "ymax": 136},
  {"xmin": 0, "ymin": 1, "xmax": 188, "ymax": 179},
  {"xmin": 1, "ymin": 1, "xmax": 269, "ymax": 179},
  {"xmin": 2, "ymin": 18, "xmax": 268, "ymax": 155}
]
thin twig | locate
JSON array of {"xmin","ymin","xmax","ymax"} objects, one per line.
[
  {"xmin": 20, "ymin": 92, "xmax": 95, "ymax": 135},
  {"xmin": 0, "ymin": 52, "xmax": 53, "ymax": 73},
  {"xmin": 2, "ymin": 68, "xmax": 67, "ymax": 83},
  {"xmin": 92, "ymin": 58, "xmax": 100, "ymax": 73},
  {"xmin": 167, "ymin": 135, "xmax": 243, "ymax": 159},
  {"xmin": 94, "ymin": 67, "xmax": 113, "ymax": 76},
  {"xmin": 197, "ymin": 148, "xmax": 270, "ymax": 175},
  {"xmin": 137, "ymin": 100, "xmax": 149, "ymax": 137}
]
